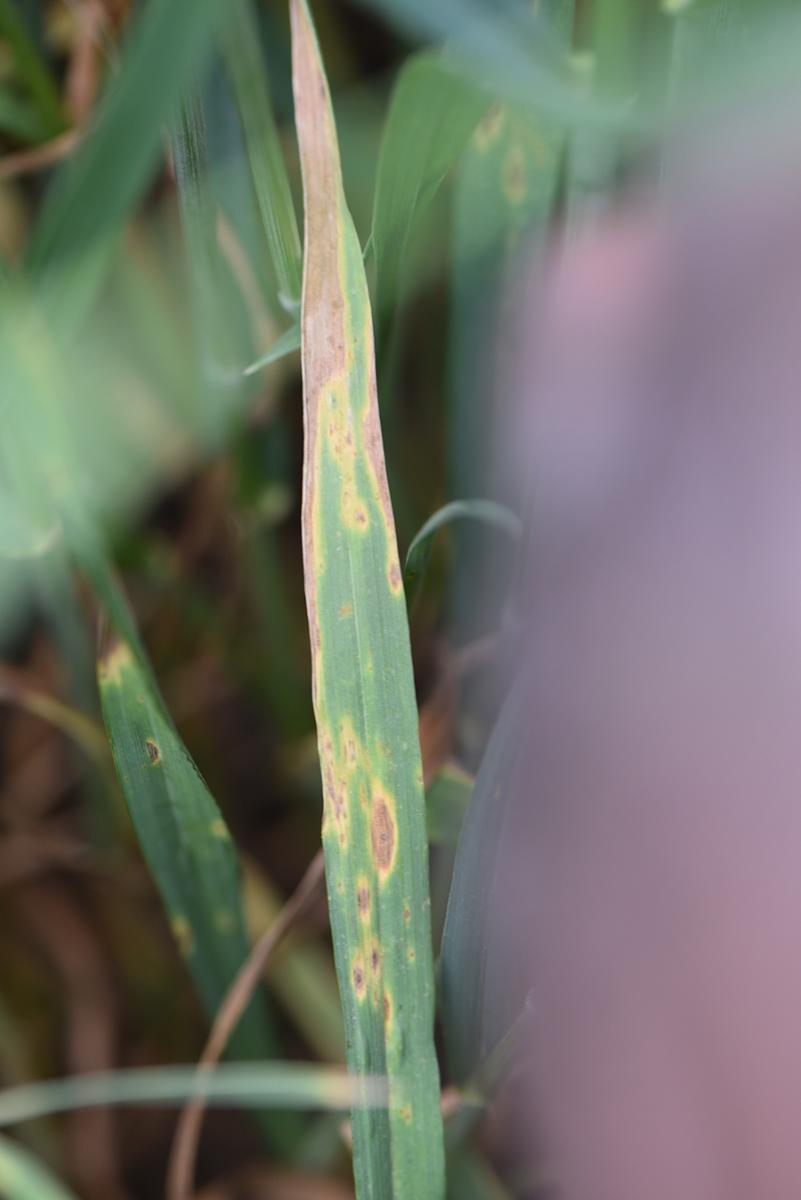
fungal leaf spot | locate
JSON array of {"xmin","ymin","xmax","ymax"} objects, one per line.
[
  {"xmin": 352, "ymin": 952, "xmax": 367, "ymax": 1002},
  {"xmin": 170, "ymin": 915, "xmax": 194, "ymax": 958},
  {"xmin": 370, "ymin": 791, "xmax": 397, "ymax": 881},
  {"xmin": 98, "ymin": 639, "xmax": 134, "ymax": 686},
  {"xmin": 356, "ymin": 875, "xmax": 370, "ymax": 922},
  {"xmin": 475, "ymin": 103, "xmax": 505, "ymax": 151},
  {"xmin": 145, "ymin": 738, "xmax": 161, "ymax": 765},
  {"xmin": 340, "ymin": 717, "xmax": 361, "ymax": 772},
  {"xmin": 387, "ymin": 558, "xmax": 402, "ymax": 596}
]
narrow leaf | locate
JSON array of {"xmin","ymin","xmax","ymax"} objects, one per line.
[
  {"xmin": 222, "ymin": 0, "xmax": 303, "ymax": 311},
  {"xmin": 97, "ymin": 638, "xmax": 277, "ymax": 1064},
  {"xmin": 242, "ymin": 323, "xmax": 301, "ymax": 376},
  {"xmin": 370, "ymin": 52, "xmax": 490, "ymax": 324},
  {"xmin": 290, "ymin": 1, "xmax": 445, "ymax": 1195},
  {"xmin": 440, "ymin": 679, "xmax": 525, "ymax": 1082},
  {"xmin": 0, "ymin": 1135, "xmax": 78, "ymax": 1200},
  {"xmin": 0, "ymin": 1064, "xmax": 384, "ymax": 1128},
  {"xmin": 0, "ymin": 0, "xmax": 63, "ymax": 134},
  {"xmin": 404, "ymin": 499, "xmax": 522, "ymax": 601},
  {"xmin": 28, "ymin": 0, "xmax": 221, "ymax": 281}
]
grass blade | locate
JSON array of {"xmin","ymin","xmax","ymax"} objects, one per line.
[
  {"xmin": 370, "ymin": 52, "xmax": 489, "ymax": 326},
  {"xmin": 222, "ymin": 0, "xmax": 303, "ymax": 312},
  {"xmin": 27, "ymin": 0, "xmax": 221, "ymax": 280},
  {"xmin": 0, "ymin": 0, "xmax": 63, "ymax": 135},
  {"xmin": 0, "ymin": 1135, "xmax": 78, "ymax": 1200},
  {"xmin": 242, "ymin": 323, "xmax": 301, "ymax": 376},
  {"xmin": 404, "ymin": 499, "xmax": 522, "ymax": 604},
  {"xmin": 290, "ymin": 1, "xmax": 445, "ymax": 1195},
  {"xmin": 0, "ymin": 86, "xmax": 55, "ymax": 143},
  {"xmin": 0, "ymin": 1065, "xmax": 383, "ymax": 1127},
  {"xmin": 439, "ymin": 680, "xmax": 524, "ymax": 1081},
  {"xmin": 97, "ymin": 638, "xmax": 277, "ymax": 1064}
]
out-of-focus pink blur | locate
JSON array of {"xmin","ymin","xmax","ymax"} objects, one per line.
[{"xmin": 501, "ymin": 124, "xmax": 801, "ymax": 1198}]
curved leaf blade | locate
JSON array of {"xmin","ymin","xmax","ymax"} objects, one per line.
[
  {"xmin": 0, "ymin": 1064, "xmax": 384, "ymax": 1128},
  {"xmin": 404, "ymin": 498, "xmax": 522, "ymax": 603}
]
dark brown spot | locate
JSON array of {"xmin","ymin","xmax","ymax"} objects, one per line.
[
  {"xmin": 371, "ymin": 798, "xmax": 396, "ymax": 873},
  {"xmin": 383, "ymin": 992, "xmax": 392, "ymax": 1026},
  {"xmin": 353, "ymin": 963, "xmax": 366, "ymax": 996},
  {"xmin": 357, "ymin": 882, "xmax": 370, "ymax": 916},
  {"xmin": 371, "ymin": 945, "xmax": 380, "ymax": 972},
  {"xmin": 145, "ymin": 738, "xmax": 161, "ymax": 765},
  {"xmin": 388, "ymin": 561, "xmax": 401, "ymax": 592}
]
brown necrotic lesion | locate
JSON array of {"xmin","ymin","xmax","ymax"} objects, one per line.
[{"xmin": 370, "ymin": 793, "xmax": 396, "ymax": 878}]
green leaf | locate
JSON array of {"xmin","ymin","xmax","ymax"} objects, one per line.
[
  {"xmin": 222, "ymin": 0, "xmax": 303, "ymax": 312},
  {"xmin": 0, "ymin": 1064, "xmax": 384, "ymax": 1127},
  {"xmin": 370, "ymin": 52, "xmax": 490, "ymax": 324},
  {"xmin": 0, "ymin": 0, "xmax": 63, "ymax": 135},
  {"xmin": 0, "ymin": 1135, "xmax": 78, "ymax": 1200},
  {"xmin": 0, "ymin": 483, "xmax": 59, "ymax": 561},
  {"xmin": 404, "ymin": 499, "xmax": 522, "ymax": 603},
  {"xmin": 447, "ymin": 87, "xmax": 564, "ymax": 632},
  {"xmin": 27, "ymin": 0, "xmax": 222, "ymax": 289},
  {"xmin": 290, "ymin": 1, "xmax": 445, "ymax": 1194},
  {"xmin": 242, "ymin": 323, "xmax": 301, "ymax": 377},
  {"xmin": 0, "ymin": 86, "xmax": 54, "ymax": 143},
  {"xmin": 353, "ymin": 0, "xmax": 616, "ymax": 131},
  {"xmin": 439, "ymin": 680, "xmax": 524, "ymax": 1082},
  {"xmin": 426, "ymin": 764, "xmax": 473, "ymax": 846},
  {"xmin": 96, "ymin": 638, "xmax": 277, "ymax": 1063}
]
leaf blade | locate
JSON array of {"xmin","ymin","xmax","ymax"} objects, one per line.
[
  {"xmin": 290, "ymin": 2, "xmax": 445, "ymax": 1195},
  {"xmin": 0, "ymin": 1135, "xmax": 78, "ymax": 1200},
  {"xmin": 97, "ymin": 639, "xmax": 276, "ymax": 1064}
]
